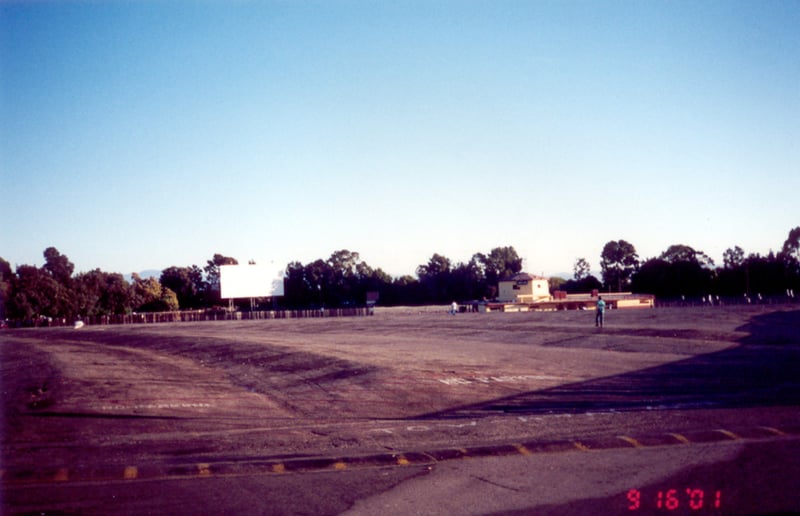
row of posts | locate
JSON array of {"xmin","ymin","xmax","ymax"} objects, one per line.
[{"xmin": 75, "ymin": 307, "xmax": 373, "ymax": 326}]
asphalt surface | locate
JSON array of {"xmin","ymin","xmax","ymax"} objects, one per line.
[{"xmin": 2, "ymin": 305, "xmax": 799, "ymax": 514}]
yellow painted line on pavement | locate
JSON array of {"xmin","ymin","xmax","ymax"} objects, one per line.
[
  {"xmin": 197, "ymin": 463, "xmax": 211, "ymax": 476},
  {"xmin": 271, "ymin": 463, "xmax": 286, "ymax": 474},
  {"xmin": 333, "ymin": 461, "xmax": 347, "ymax": 471},
  {"xmin": 54, "ymin": 468, "xmax": 69, "ymax": 482},
  {"xmin": 668, "ymin": 433, "xmax": 691, "ymax": 444},
  {"xmin": 715, "ymin": 429, "xmax": 740, "ymax": 440},
  {"xmin": 759, "ymin": 426, "xmax": 786, "ymax": 436},
  {"xmin": 123, "ymin": 466, "xmax": 138, "ymax": 480},
  {"xmin": 396, "ymin": 455, "xmax": 410, "ymax": 466},
  {"xmin": 618, "ymin": 436, "xmax": 644, "ymax": 448},
  {"xmin": 513, "ymin": 444, "xmax": 532, "ymax": 456},
  {"xmin": 573, "ymin": 441, "xmax": 590, "ymax": 451}
]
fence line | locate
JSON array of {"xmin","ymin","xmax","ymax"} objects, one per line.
[
  {"xmin": 654, "ymin": 294, "xmax": 797, "ymax": 308},
  {"xmin": 9, "ymin": 296, "xmax": 798, "ymax": 328},
  {"xmin": 68, "ymin": 307, "xmax": 373, "ymax": 327}
]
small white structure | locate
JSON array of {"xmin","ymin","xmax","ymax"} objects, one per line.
[{"xmin": 497, "ymin": 273, "xmax": 551, "ymax": 303}]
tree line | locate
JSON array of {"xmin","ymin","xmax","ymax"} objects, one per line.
[
  {"xmin": 559, "ymin": 228, "xmax": 799, "ymax": 301},
  {"xmin": 0, "ymin": 246, "xmax": 523, "ymax": 324},
  {"xmin": 1, "ymin": 228, "xmax": 798, "ymax": 325}
]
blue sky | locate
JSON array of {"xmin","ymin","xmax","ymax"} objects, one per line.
[{"xmin": 2, "ymin": 1, "xmax": 798, "ymax": 279}]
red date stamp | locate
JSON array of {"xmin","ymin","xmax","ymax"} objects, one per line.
[{"xmin": 627, "ymin": 488, "xmax": 722, "ymax": 511}]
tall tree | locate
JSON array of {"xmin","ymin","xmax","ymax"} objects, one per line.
[
  {"xmin": 388, "ymin": 275, "xmax": 422, "ymax": 305},
  {"xmin": 204, "ymin": 254, "xmax": 238, "ymax": 292},
  {"xmin": 326, "ymin": 250, "xmax": 361, "ymax": 305},
  {"xmin": 417, "ymin": 253, "xmax": 452, "ymax": 279},
  {"xmin": 741, "ymin": 252, "xmax": 789, "ymax": 296},
  {"xmin": 600, "ymin": 240, "xmax": 639, "ymax": 292},
  {"xmin": 633, "ymin": 255, "xmax": 713, "ymax": 298},
  {"xmin": 781, "ymin": 226, "xmax": 800, "ymax": 263},
  {"xmin": 283, "ymin": 261, "xmax": 311, "ymax": 308},
  {"xmin": 304, "ymin": 259, "xmax": 332, "ymax": 306},
  {"xmin": 327, "ymin": 250, "xmax": 360, "ymax": 277},
  {"xmin": 549, "ymin": 276, "xmax": 566, "ymax": 292},
  {"xmin": 357, "ymin": 264, "xmax": 393, "ymax": 301},
  {"xmin": 0, "ymin": 257, "xmax": 11, "ymax": 319},
  {"xmin": 631, "ymin": 258, "xmax": 669, "ymax": 296},
  {"xmin": 476, "ymin": 246, "xmax": 523, "ymax": 285},
  {"xmin": 131, "ymin": 274, "xmax": 179, "ymax": 311},
  {"xmin": 723, "ymin": 246, "xmax": 745, "ymax": 269},
  {"xmin": 74, "ymin": 270, "xmax": 133, "ymax": 317},
  {"xmin": 450, "ymin": 259, "xmax": 484, "ymax": 301},
  {"xmin": 8, "ymin": 265, "xmax": 70, "ymax": 322},
  {"xmin": 42, "ymin": 247, "xmax": 74, "ymax": 286},
  {"xmin": 417, "ymin": 253, "xmax": 453, "ymax": 303},
  {"xmin": 660, "ymin": 244, "xmax": 715, "ymax": 268},
  {"xmin": 573, "ymin": 258, "xmax": 591, "ymax": 281},
  {"xmin": 160, "ymin": 266, "xmax": 204, "ymax": 309}
]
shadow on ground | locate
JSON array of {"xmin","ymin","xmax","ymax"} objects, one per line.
[{"xmin": 417, "ymin": 310, "xmax": 800, "ymax": 418}]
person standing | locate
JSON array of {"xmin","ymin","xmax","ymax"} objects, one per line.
[{"xmin": 595, "ymin": 296, "xmax": 606, "ymax": 328}]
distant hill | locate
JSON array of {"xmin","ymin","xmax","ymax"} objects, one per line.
[{"xmin": 124, "ymin": 269, "xmax": 161, "ymax": 282}]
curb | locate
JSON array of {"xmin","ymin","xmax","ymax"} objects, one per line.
[{"xmin": 4, "ymin": 424, "xmax": 799, "ymax": 486}]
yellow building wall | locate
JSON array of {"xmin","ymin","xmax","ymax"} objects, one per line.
[{"xmin": 498, "ymin": 278, "xmax": 550, "ymax": 303}]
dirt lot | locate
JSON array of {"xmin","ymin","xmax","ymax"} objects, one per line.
[{"xmin": 2, "ymin": 304, "xmax": 799, "ymax": 476}]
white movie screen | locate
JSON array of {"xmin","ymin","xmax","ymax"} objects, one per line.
[{"xmin": 219, "ymin": 264, "xmax": 285, "ymax": 299}]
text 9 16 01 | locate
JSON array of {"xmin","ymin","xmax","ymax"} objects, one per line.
[{"xmin": 627, "ymin": 488, "xmax": 722, "ymax": 511}]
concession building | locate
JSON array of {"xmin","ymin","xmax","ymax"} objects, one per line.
[{"xmin": 483, "ymin": 272, "xmax": 654, "ymax": 312}]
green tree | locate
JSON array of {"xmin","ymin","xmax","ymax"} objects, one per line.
[
  {"xmin": 354, "ymin": 261, "xmax": 393, "ymax": 304},
  {"xmin": 417, "ymin": 253, "xmax": 452, "ymax": 279},
  {"xmin": 40, "ymin": 247, "xmax": 77, "ymax": 317},
  {"xmin": 417, "ymin": 253, "xmax": 453, "ymax": 303},
  {"xmin": 132, "ymin": 274, "xmax": 179, "ymax": 311},
  {"xmin": 573, "ymin": 258, "xmax": 591, "ymax": 281},
  {"xmin": 600, "ymin": 240, "xmax": 639, "ymax": 292},
  {"xmin": 781, "ymin": 226, "xmax": 800, "ymax": 264},
  {"xmin": 548, "ymin": 276, "xmax": 566, "ymax": 293},
  {"xmin": 561, "ymin": 274, "xmax": 603, "ymax": 294},
  {"xmin": 160, "ymin": 287, "xmax": 180, "ymax": 311},
  {"xmin": 160, "ymin": 266, "xmax": 204, "ymax": 309},
  {"xmin": 283, "ymin": 261, "xmax": 311, "ymax": 308},
  {"xmin": 8, "ymin": 264, "xmax": 68, "ymax": 322},
  {"xmin": 476, "ymin": 246, "xmax": 523, "ymax": 285},
  {"xmin": 386, "ymin": 275, "xmax": 422, "ymax": 305},
  {"xmin": 304, "ymin": 259, "xmax": 333, "ymax": 306},
  {"xmin": 327, "ymin": 250, "xmax": 361, "ymax": 305},
  {"xmin": 723, "ymin": 246, "xmax": 745, "ymax": 269},
  {"xmin": 631, "ymin": 258, "xmax": 669, "ymax": 296},
  {"xmin": 632, "ymin": 245, "xmax": 716, "ymax": 298},
  {"xmin": 741, "ymin": 252, "xmax": 789, "ymax": 296},
  {"xmin": 450, "ymin": 259, "xmax": 484, "ymax": 301},
  {"xmin": 328, "ymin": 250, "xmax": 360, "ymax": 277},
  {"xmin": 660, "ymin": 244, "xmax": 715, "ymax": 268},
  {"xmin": 0, "ymin": 257, "xmax": 12, "ymax": 320},
  {"xmin": 203, "ymin": 253, "xmax": 238, "ymax": 299},
  {"xmin": 282, "ymin": 250, "xmax": 387, "ymax": 308},
  {"xmin": 74, "ymin": 270, "xmax": 133, "ymax": 317},
  {"xmin": 716, "ymin": 246, "xmax": 747, "ymax": 295},
  {"xmin": 43, "ymin": 247, "xmax": 74, "ymax": 286}
]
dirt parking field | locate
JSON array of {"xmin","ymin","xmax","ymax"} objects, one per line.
[{"xmin": 2, "ymin": 304, "xmax": 799, "ymax": 514}]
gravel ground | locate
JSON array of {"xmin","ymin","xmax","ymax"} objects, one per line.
[{"xmin": 2, "ymin": 304, "xmax": 798, "ymax": 471}]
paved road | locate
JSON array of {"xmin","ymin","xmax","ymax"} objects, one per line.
[{"xmin": 2, "ymin": 305, "xmax": 799, "ymax": 514}]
